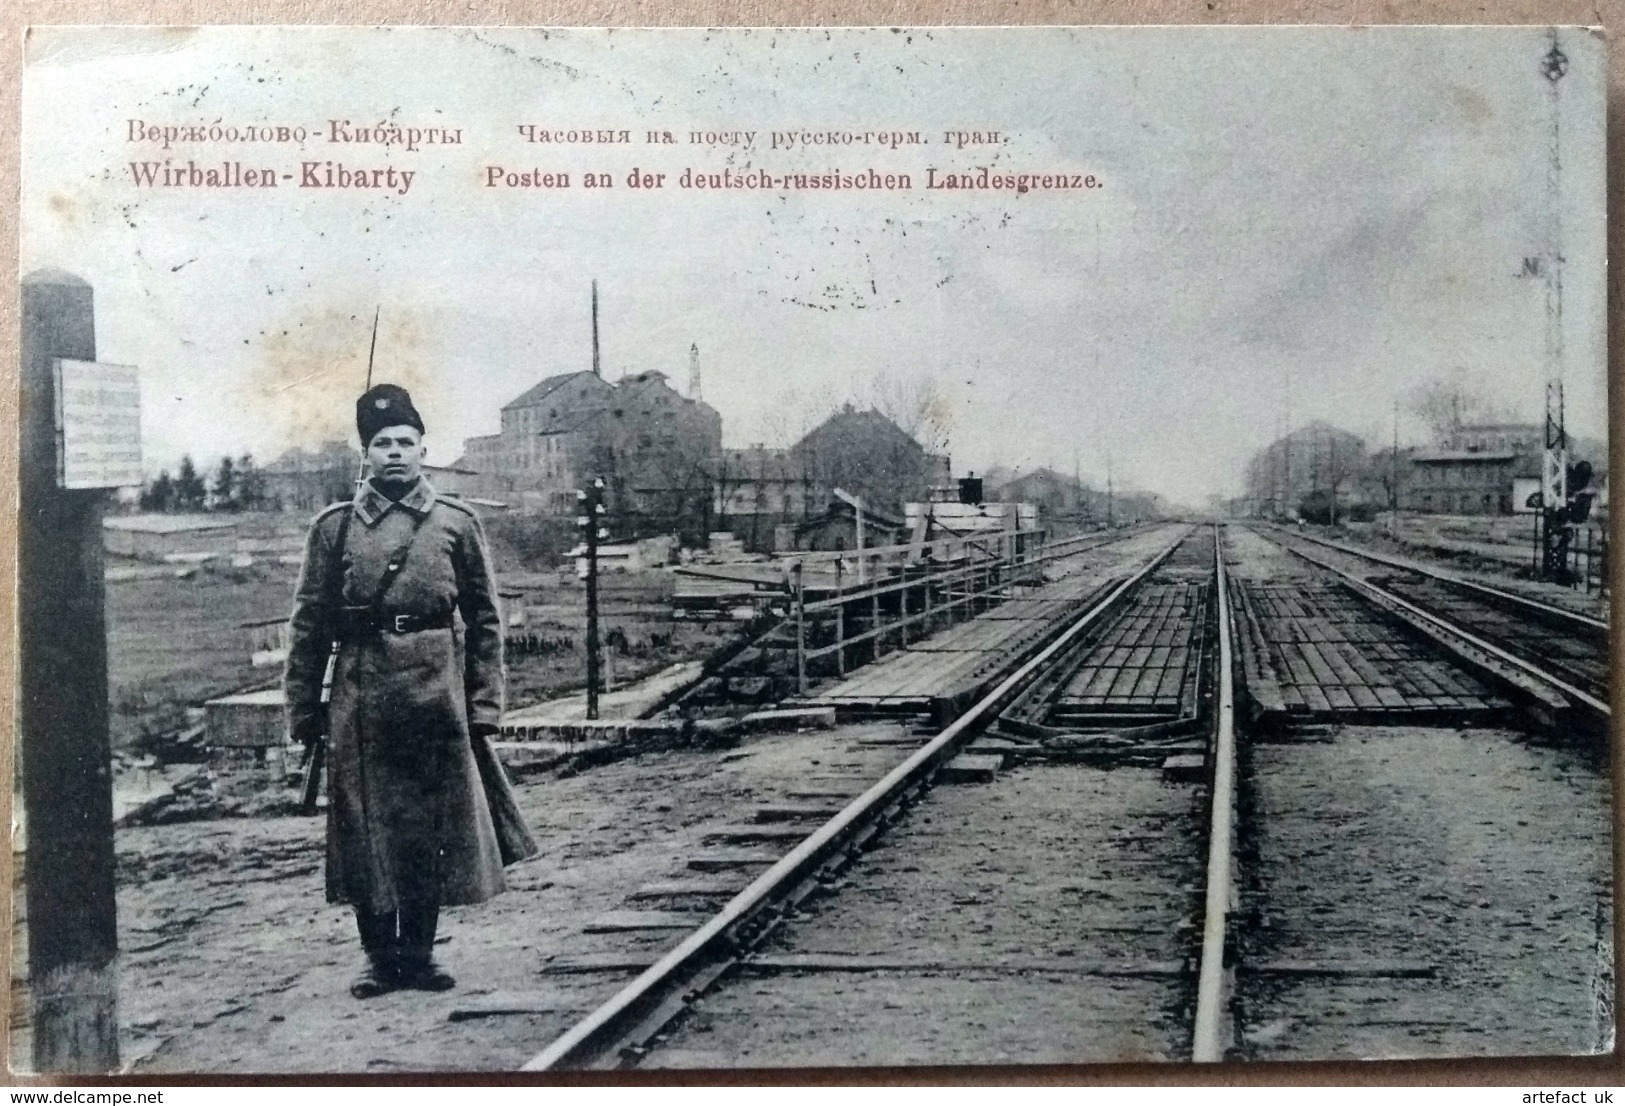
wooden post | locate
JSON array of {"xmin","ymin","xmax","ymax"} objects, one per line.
[
  {"xmin": 580, "ymin": 478, "xmax": 604, "ymax": 720},
  {"xmin": 922, "ymin": 558, "xmax": 933, "ymax": 637},
  {"xmin": 19, "ymin": 270, "xmax": 120, "ymax": 1073},
  {"xmin": 834, "ymin": 558, "xmax": 845, "ymax": 677},
  {"xmin": 868, "ymin": 554, "xmax": 880, "ymax": 663},
  {"xmin": 900, "ymin": 566, "xmax": 910, "ymax": 647},
  {"xmin": 794, "ymin": 561, "xmax": 807, "ymax": 694}
]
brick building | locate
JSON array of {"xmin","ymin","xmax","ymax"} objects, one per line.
[
  {"xmin": 463, "ymin": 367, "xmax": 721, "ymax": 539},
  {"xmin": 1403, "ymin": 422, "xmax": 1543, "ymax": 515},
  {"xmin": 714, "ymin": 404, "xmax": 952, "ymax": 553}
]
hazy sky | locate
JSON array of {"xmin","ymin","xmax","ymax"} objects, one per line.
[{"xmin": 22, "ymin": 25, "xmax": 1606, "ymax": 505}]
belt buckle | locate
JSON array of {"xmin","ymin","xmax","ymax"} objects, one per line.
[{"xmin": 393, "ymin": 613, "xmax": 410, "ymax": 633}]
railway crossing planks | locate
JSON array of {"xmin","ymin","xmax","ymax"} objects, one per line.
[
  {"xmin": 1053, "ymin": 581, "xmax": 1206, "ymax": 716},
  {"xmin": 1233, "ymin": 581, "xmax": 1510, "ymax": 724}
]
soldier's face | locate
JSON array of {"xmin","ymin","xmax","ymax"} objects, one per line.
[{"xmin": 367, "ymin": 425, "xmax": 426, "ymax": 486}]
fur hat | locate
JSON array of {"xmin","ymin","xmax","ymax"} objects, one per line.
[{"xmin": 356, "ymin": 383, "xmax": 424, "ymax": 444}]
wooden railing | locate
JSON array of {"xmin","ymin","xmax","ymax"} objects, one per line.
[{"xmin": 776, "ymin": 527, "xmax": 1139, "ymax": 694}]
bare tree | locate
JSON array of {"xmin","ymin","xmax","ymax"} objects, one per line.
[
  {"xmin": 760, "ymin": 382, "xmax": 841, "ymax": 450},
  {"xmin": 866, "ymin": 371, "xmax": 953, "ymax": 454},
  {"xmin": 1409, "ymin": 368, "xmax": 1518, "ymax": 444}
]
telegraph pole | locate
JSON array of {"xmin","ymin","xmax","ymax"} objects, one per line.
[
  {"xmin": 19, "ymin": 270, "xmax": 120, "ymax": 1072},
  {"xmin": 577, "ymin": 477, "xmax": 607, "ymax": 719},
  {"xmin": 1538, "ymin": 33, "xmax": 1571, "ymax": 582},
  {"xmin": 1105, "ymin": 452, "xmax": 1114, "ymax": 528},
  {"xmin": 1390, "ymin": 397, "xmax": 1401, "ymax": 532},
  {"xmin": 590, "ymin": 280, "xmax": 601, "ymax": 379},
  {"xmin": 1542, "ymin": 381, "xmax": 1568, "ymax": 581}
]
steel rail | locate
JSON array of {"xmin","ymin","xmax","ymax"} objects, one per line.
[
  {"xmin": 1270, "ymin": 524, "xmax": 1607, "ymax": 635},
  {"xmin": 1277, "ymin": 538, "xmax": 1609, "ymax": 719},
  {"xmin": 521, "ymin": 526, "xmax": 1194, "ymax": 1072},
  {"xmin": 1191, "ymin": 523, "xmax": 1236, "ymax": 1061}
]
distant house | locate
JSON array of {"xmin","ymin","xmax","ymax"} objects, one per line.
[
  {"xmin": 1243, "ymin": 422, "xmax": 1371, "ymax": 520},
  {"xmin": 716, "ymin": 405, "xmax": 952, "ymax": 553},
  {"xmin": 1405, "ymin": 450, "xmax": 1542, "ymax": 515},
  {"xmin": 1441, "ymin": 423, "xmax": 1543, "ymax": 454},
  {"xmin": 788, "ymin": 498, "xmax": 909, "ymax": 553},
  {"xmin": 986, "ymin": 467, "xmax": 1101, "ymax": 530},
  {"xmin": 103, "ymin": 514, "xmax": 238, "ymax": 560},
  {"xmin": 462, "ymin": 367, "xmax": 721, "ymax": 538},
  {"xmin": 1404, "ymin": 422, "xmax": 1544, "ymax": 516},
  {"xmin": 261, "ymin": 441, "xmax": 357, "ymax": 512},
  {"xmin": 422, "ymin": 462, "xmax": 490, "ymax": 502},
  {"xmin": 713, "ymin": 445, "xmax": 812, "ymax": 551},
  {"xmin": 790, "ymin": 404, "xmax": 952, "ymax": 518}
]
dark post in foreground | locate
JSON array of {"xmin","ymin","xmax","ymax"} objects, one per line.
[
  {"xmin": 578, "ymin": 477, "xmax": 606, "ymax": 719},
  {"xmin": 18, "ymin": 269, "xmax": 120, "ymax": 1072}
]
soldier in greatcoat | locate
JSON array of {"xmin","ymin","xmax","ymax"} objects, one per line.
[{"xmin": 285, "ymin": 384, "xmax": 537, "ymax": 998}]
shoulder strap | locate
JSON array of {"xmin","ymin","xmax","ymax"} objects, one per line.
[
  {"xmin": 368, "ymin": 508, "xmax": 431, "ymax": 612},
  {"xmin": 324, "ymin": 506, "xmax": 354, "ymax": 612}
]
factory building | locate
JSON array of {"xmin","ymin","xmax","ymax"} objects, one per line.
[{"xmin": 462, "ymin": 365, "xmax": 722, "ymax": 540}]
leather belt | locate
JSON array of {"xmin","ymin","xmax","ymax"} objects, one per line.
[{"xmin": 336, "ymin": 609, "xmax": 454, "ymax": 638}]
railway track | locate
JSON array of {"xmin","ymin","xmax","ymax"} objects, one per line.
[
  {"xmin": 520, "ymin": 525, "xmax": 1204, "ymax": 1069},
  {"xmin": 1255, "ymin": 524, "xmax": 1608, "ymax": 725},
  {"xmin": 514, "ymin": 521, "xmax": 1609, "ymax": 1069},
  {"xmin": 1219, "ymin": 526, "xmax": 1611, "ymax": 1059}
]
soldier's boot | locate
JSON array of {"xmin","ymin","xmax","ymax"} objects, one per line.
[
  {"xmin": 397, "ymin": 901, "xmax": 455, "ymax": 992},
  {"xmin": 351, "ymin": 908, "xmax": 401, "ymax": 999},
  {"xmin": 350, "ymin": 956, "xmax": 398, "ymax": 999},
  {"xmin": 397, "ymin": 950, "xmax": 455, "ymax": 991}
]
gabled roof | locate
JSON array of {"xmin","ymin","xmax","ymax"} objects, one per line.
[
  {"xmin": 794, "ymin": 405, "xmax": 921, "ymax": 453},
  {"xmin": 502, "ymin": 371, "xmax": 607, "ymax": 411}
]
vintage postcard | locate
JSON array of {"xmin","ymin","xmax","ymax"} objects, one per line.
[{"xmin": 13, "ymin": 24, "xmax": 1612, "ymax": 1075}]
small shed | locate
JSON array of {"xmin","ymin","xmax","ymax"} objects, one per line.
[
  {"xmin": 203, "ymin": 687, "xmax": 292, "ymax": 768},
  {"xmin": 791, "ymin": 500, "xmax": 908, "ymax": 553},
  {"xmin": 104, "ymin": 514, "xmax": 239, "ymax": 560}
]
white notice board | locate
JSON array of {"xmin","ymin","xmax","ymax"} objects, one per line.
[
  {"xmin": 1512, "ymin": 477, "xmax": 1543, "ymax": 514},
  {"xmin": 54, "ymin": 359, "xmax": 142, "ymax": 490}
]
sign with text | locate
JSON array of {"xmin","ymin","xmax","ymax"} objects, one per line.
[{"xmin": 54, "ymin": 358, "xmax": 142, "ymax": 489}]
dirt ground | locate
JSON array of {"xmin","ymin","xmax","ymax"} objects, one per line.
[
  {"xmin": 1224, "ymin": 520, "xmax": 1614, "ymax": 1060},
  {"xmin": 12, "ymin": 523, "xmax": 1191, "ymax": 1075},
  {"xmin": 107, "ymin": 562, "xmax": 297, "ymax": 748},
  {"xmin": 1238, "ymin": 725, "xmax": 1613, "ymax": 1060},
  {"xmin": 105, "ymin": 553, "xmax": 733, "ymax": 760},
  {"xmin": 10, "ymin": 722, "xmax": 923, "ymax": 1075}
]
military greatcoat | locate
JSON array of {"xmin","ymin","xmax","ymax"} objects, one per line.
[{"xmin": 285, "ymin": 478, "xmax": 536, "ymax": 911}]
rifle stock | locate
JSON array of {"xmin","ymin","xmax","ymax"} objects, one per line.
[{"xmin": 299, "ymin": 736, "xmax": 326, "ymax": 814}]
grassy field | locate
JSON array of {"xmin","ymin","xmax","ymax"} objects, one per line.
[
  {"xmin": 106, "ymin": 555, "xmax": 736, "ymax": 754},
  {"xmin": 107, "ymin": 561, "xmax": 297, "ymax": 751},
  {"xmin": 496, "ymin": 571, "xmax": 736, "ymax": 708}
]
